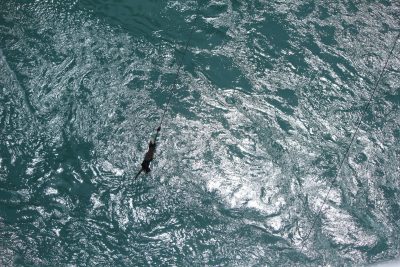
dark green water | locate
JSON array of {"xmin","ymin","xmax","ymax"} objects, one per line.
[{"xmin": 1, "ymin": 0, "xmax": 399, "ymax": 266}]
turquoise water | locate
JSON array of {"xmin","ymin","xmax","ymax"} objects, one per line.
[{"xmin": 1, "ymin": 0, "xmax": 399, "ymax": 266}]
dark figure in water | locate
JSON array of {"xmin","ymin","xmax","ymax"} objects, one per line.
[{"xmin": 140, "ymin": 126, "xmax": 161, "ymax": 174}]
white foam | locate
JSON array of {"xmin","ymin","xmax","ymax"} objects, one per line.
[
  {"xmin": 101, "ymin": 160, "xmax": 124, "ymax": 176},
  {"xmin": 372, "ymin": 258, "xmax": 400, "ymax": 267},
  {"xmin": 45, "ymin": 187, "xmax": 58, "ymax": 195},
  {"xmin": 26, "ymin": 167, "xmax": 34, "ymax": 175},
  {"xmin": 90, "ymin": 194, "xmax": 103, "ymax": 209},
  {"xmin": 53, "ymin": 228, "xmax": 61, "ymax": 237}
]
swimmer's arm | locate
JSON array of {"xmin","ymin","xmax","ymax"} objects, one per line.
[{"xmin": 151, "ymin": 126, "xmax": 161, "ymax": 143}]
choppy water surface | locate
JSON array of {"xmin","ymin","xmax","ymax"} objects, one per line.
[{"xmin": 1, "ymin": 0, "xmax": 399, "ymax": 266}]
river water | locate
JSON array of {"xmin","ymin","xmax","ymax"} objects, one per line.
[{"xmin": 1, "ymin": 0, "xmax": 399, "ymax": 266}]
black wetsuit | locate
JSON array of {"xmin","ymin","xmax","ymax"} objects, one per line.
[
  {"xmin": 140, "ymin": 127, "xmax": 160, "ymax": 173},
  {"xmin": 141, "ymin": 141, "xmax": 156, "ymax": 173}
]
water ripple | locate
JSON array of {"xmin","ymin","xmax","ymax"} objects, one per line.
[{"xmin": 0, "ymin": 0, "xmax": 399, "ymax": 266}]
